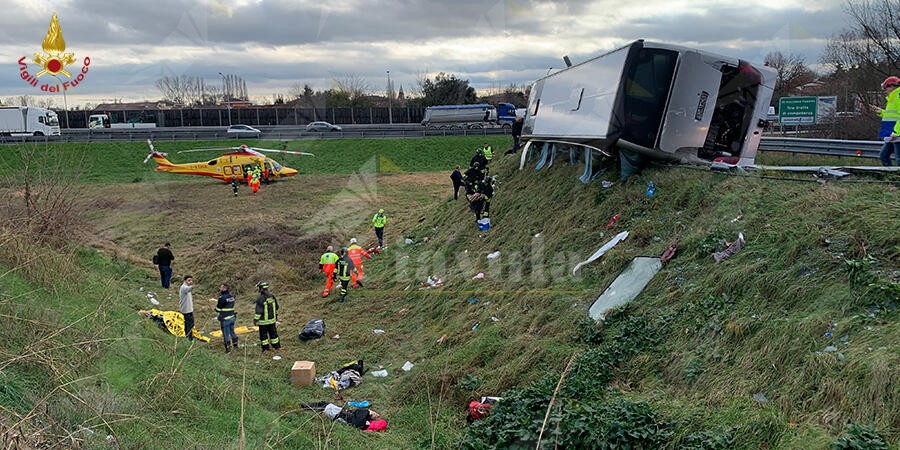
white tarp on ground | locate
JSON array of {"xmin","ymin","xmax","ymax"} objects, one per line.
[
  {"xmin": 588, "ymin": 256, "xmax": 662, "ymax": 321},
  {"xmin": 572, "ymin": 231, "xmax": 629, "ymax": 275}
]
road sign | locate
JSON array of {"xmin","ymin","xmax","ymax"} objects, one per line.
[{"xmin": 778, "ymin": 97, "xmax": 817, "ymax": 124}]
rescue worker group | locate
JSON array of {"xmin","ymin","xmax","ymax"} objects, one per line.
[{"xmin": 157, "ymin": 143, "xmax": 499, "ymax": 355}]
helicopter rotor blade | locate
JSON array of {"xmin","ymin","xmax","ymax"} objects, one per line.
[
  {"xmin": 248, "ymin": 147, "xmax": 315, "ymax": 157},
  {"xmin": 144, "ymin": 139, "xmax": 168, "ymax": 163},
  {"xmin": 176, "ymin": 147, "xmax": 243, "ymax": 154}
]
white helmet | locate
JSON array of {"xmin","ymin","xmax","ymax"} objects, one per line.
[{"xmin": 350, "ymin": 238, "xmax": 358, "ymax": 244}]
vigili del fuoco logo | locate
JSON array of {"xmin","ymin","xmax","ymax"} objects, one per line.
[{"xmin": 17, "ymin": 13, "xmax": 92, "ymax": 92}]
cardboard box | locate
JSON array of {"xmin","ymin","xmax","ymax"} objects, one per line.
[{"xmin": 291, "ymin": 361, "xmax": 315, "ymax": 386}]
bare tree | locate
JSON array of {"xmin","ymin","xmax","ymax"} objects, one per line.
[
  {"xmin": 764, "ymin": 51, "xmax": 816, "ymax": 103},
  {"xmin": 331, "ymin": 74, "xmax": 371, "ymax": 107}
]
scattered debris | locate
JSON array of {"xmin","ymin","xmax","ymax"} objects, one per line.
[
  {"xmin": 404, "ymin": 238, "xmax": 414, "ymax": 245},
  {"xmin": 80, "ymin": 427, "xmax": 94, "ymax": 437},
  {"xmin": 467, "ymin": 397, "xmax": 502, "ymax": 422},
  {"xmin": 534, "ymin": 233, "xmax": 541, "ymax": 238},
  {"xmin": 472, "ymin": 272, "xmax": 484, "ymax": 279},
  {"xmin": 659, "ymin": 236, "xmax": 682, "ymax": 265},
  {"xmin": 402, "ymin": 361, "xmax": 414, "ymax": 372},
  {"xmin": 491, "ymin": 316, "xmax": 500, "ymax": 322},
  {"xmin": 371, "ymin": 369, "xmax": 388, "ymax": 378},
  {"xmin": 333, "ymin": 334, "xmax": 341, "ymax": 340},
  {"xmin": 824, "ymin": 331, "xmax": 833, "ymax": 339},
  {"xmin": 588, "ymin": 257, "xmax": 662, "ymax": 321},
  {"xmin": 646, "ymin": 181, "xmax": 656, "ymax": 197},
  {"xmin": 487, "ymin": 251, "xmax": 501, "ymax": 260},
  {"xmin": 373, "ymin": 329, "xmax": 385, "ymax": 335},
  {"xmin": 824, "ymin": 345, "xmax": 838, "ymax": 353},
  {"xmin": 477, "ymin": 217, "xmax": 491, "ymax": 231},
  {"xmin": 211, "ymin": 325, "xmax": 258, "ymax": 338},
  {"xmin": 471, "ymin": 321, "xmax": 480, "ymax": 331},
  {"xmin": 272, "ymin": 355, "xmax": 282, "ymax": 361},
  {"xmin": 712, "ymin": 232, "xmax": 745, "ymax": 263},
  {"xmin": 605, "ymin": 214, "xmax": 621, "ymax": 229},
  {"xmin": 348, "ymin": 400, "xmax": 370, "ymax": 408},
  {"xmin": 299, "ymin": 319, "xmax": 326, "ymax": 341},
  {"xmin": 751, "ymin": 393, "xmax": 768, "ymax": 405},
  {"xmin": 423, "ymin": 275, "xmax": 444, "ymax": 288},
  {"xmin": 572, "ymin": 231, "xmax": 629, "ymax": 274},
  {"xmin": 731, "ymin": 214, "xmax": 743, "ymax": 223},
  {"xmin": 139, "ymin": 309, "xmax": 211, "ymax": 342},
  {"xmin": 436, "ymin": 334, "xmax": 446, "ymax": 343},
  {"xmin": 601, "ymin": 180, "xmax": 615, "ymax": 189},
  {"xmin": 467, "ymin": 297, "xmax": 479, "ymax": 303},
  {"xmin": 423, "ymin": 236, "xmax": 430, "ymax": 242}
]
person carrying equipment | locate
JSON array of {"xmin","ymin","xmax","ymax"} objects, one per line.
[
  {"xmin": 372, "ymin": 209, "xmax": 387, "ymax": 248},
  {"xmin": 253, "ymin": 281, "xmax": 280, "ymax": 352},
  {"xmin": 319, "ymin": 246, "xmax": 340, "ymax": 298},
  {"xmin": 334, "ymin": 248, "xmax": 358, "ymax": 302},
  {"xmin": 480, "ymin": 176, "xmax": 495, "ymax": 219},
  {"xmin": 469, "ymin": 181, "xmax": 486, "ymax": 222},
  {"xmin": 347, "ymin": 238, "xmax": 371, "ymax": 288}
]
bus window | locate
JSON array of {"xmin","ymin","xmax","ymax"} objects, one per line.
[{"xmin": 620, "ymin": 48, "xmax": 678, "ymax": 148}]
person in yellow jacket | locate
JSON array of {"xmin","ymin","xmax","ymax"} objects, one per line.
[
  {"xmin": 372, "ymin": 209, "xmax": 386, "ymax": 248},
  {"xmin": 481, "ymin": 142, "xmax": 493, "ymax": 164},
  {"xmin": 879, "ymin": 76, "xmax": 900, "ymax": 166},
  {"xmin": 319, "ymin": 246, "xmax": 340, "ymax": 298}
]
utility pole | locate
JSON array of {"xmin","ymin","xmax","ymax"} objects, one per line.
[{"xmin": 52, "ymin": 74, "xmax": 69, "ymax": 128}]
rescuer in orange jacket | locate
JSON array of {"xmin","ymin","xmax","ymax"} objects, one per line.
[
  {"xmin": 347, "ymin": 238, "xmax": 371, "ymax": 288},
  {"xmin": 319, "ymin": 245, "xmax": 340, "ymax": 298}
]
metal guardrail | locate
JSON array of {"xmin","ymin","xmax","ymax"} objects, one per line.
[
  {"xmin": 0, "ymin": 129, "xmax": 884, "ymax": 160},
  {"xmin": 758, "ymin": 137, "xmax": 882, "ymax": 159}
]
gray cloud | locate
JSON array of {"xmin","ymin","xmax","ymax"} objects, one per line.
[{"xmin": 0, "ymin": 0, "xmax": 853, "ymax": 103}]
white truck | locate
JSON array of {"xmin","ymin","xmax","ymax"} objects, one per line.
[
  {"xmin": 0, "ymin": 106, "xmax": 61, "ymax": 136},
  {"xmin": 521, "ymin": 40, "xmax": 776, "ymax": 176}
]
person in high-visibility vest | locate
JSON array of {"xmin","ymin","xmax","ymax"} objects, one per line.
[
  {"xmin": 334, "ymin": 248, "xmax": 357, "ymax": 302},
  {"xmin": 253, "ymin": 281, "xmax": 280, "ymax": 352},
  {"xmin": 372, "ymin": 209, "xmax": 386, "ymax": 248},
  {"xmin": 250, "ymin": 172, "xmax": 261, "ymax": 194},
  {"xmin": 319, "ymin": 245, "xmax": 340, "ymax": 298},
  {"xmin": 481, "ymin": 142, "xmax": 493, "ymax": 164},
  {"xmin": 347, "ymin": 238, "xmax": 371, "ymax": 288},
  {"xmin": 879, "ymin": 76, "xmax": 900, "ymax": 166}
]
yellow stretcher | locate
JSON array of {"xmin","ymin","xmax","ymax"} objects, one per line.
[
  {"xmin": 210, "ymin": 325, "xmax": 258, "ymax": 338},
  {"xmin": 139, "ymin": 309, "xmax": 211, "ymax": 342}
]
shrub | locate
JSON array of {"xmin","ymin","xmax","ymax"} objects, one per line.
[{"xmin": 831, "ymin": 423, "xmax": 890, "ymax": 450}]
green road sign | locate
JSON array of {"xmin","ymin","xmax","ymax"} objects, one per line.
[{"xmin": 778, "ymin": 97, "xmax": 817, "ymax": 124}]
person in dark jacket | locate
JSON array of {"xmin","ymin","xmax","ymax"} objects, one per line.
[
  {"xmin": 508, "ymin": 117, "xmax": 524, "ymax": 154},
  {"xmin": 156, "ymin": 243, "xmax": 175, "ymax": 288},
  {"xmin": 253, "ymin": 281, "xmax": 280, "ymax": 352},
  {"xmin": 450, "ymin": 166, "xmax": 463, "ymax": 200},
  {"xmin": 470, "ymin": 149, "xmax": 488, "ymax": 169},
  {"xmin": 480, "ymin": 176, "xmax": 495, "ymax": 218},
  {"xmin": 215, "ymin": 283, "xmax": 238, "ymax": 353},
  {"xmin": 334, "ymin": 248, "xmax": 358, "ymax": 303},
  {"xmin": 463, "ymin": 162, "xmax": 485, "ymax": 195}
]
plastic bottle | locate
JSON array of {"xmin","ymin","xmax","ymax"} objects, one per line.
[{"xmin": 646, "ymin": 181, "xmax": 656, "ymax": 197}]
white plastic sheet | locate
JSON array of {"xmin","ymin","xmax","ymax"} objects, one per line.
[{"xmin": 572, "ymin": 231, "xmax": 629, "ymax": 275}]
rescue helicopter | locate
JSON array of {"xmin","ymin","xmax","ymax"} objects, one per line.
[{"xmin": 143, "ymin": 139, "xmax": 313, "ymax": 182}]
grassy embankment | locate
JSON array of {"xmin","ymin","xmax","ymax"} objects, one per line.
[{"xmin": 0, "ymin": 137, "xmax": 897, "ymax": 449}]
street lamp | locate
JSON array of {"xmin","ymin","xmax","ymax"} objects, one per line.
[
  {"xmin": 52, "ymin": 74, "xmax": 69, "ymax": 129},
  {"xmin": 218, "ymin": 72, "xmax": 231, "ymax": 126},
  {"xmin": 387, "ymin": 70, "xmax": 393, "ymax": 125}
]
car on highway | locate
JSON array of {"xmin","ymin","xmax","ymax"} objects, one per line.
[
  {"xmin": 306, "ymin": 121, "xmax": 342, "ymax": 132},
  {"xmin": 227, "ymin": 124, "xmax": 261, "ymax": 134}
]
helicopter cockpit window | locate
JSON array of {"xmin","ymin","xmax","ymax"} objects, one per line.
[
  {"xmin": 272, "ymin": 161, "xmax": 283, "ymax": 171},
  {"xmin": 208, "ymin": 160, "xmax": 217, "ymax": 166}
]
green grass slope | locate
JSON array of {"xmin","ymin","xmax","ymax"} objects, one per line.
[{"xmin": 0, "ymin": 138, "xmax": 897, "ymax": 449}]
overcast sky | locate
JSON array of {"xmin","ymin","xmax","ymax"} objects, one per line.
[{"xmin": 0, "ymin": 0, "xmax": 851, "ymax": 107}]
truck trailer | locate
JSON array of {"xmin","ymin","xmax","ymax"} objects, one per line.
[
  {"xmin": 0, "ymin": 106, "xmax": 61, "ymax": 136},
  {"xmin": 421, "ymin": 103, "xmax": 517, "ymax": 128},
  {"xmin": 520, "ymin": 40, "xmax": 776, "ymax": 178}
]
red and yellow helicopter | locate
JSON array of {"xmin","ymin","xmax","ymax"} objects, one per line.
[{"xmin": 143, "ymin": 139, "xmax": 313, "ymax": 182}]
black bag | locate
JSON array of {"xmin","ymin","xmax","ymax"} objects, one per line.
[
  {"xmin": 152, "ymin": 254, "xmax": 159, "ymax": 265},
  {"xmin": 298, "ymin": 319, "xmax": 325, "ymax": 341}
]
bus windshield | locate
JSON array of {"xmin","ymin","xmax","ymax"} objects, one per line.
[{"xmin": 619, "ymin": 48, "xmax": 678, "ymax": 148}]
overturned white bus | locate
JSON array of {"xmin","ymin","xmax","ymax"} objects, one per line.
[{"xmin": 520, "ymin": 40, "xmax": 776, "ymax": 180}]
